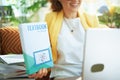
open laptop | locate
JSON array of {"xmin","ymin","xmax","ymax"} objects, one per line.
[{"xmin": 82, "ymin": 28, "xmax": 120, "ymax": 80}]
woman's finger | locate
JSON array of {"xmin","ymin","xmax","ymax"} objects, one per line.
[
  {"xmin": 41, "ymin": 68, "xmax": 47, "ymax": 77},
  {"xmin": 36, "ymin": 68, "xmax": 48, "ymax": 79},
  {"xmin": 28, "ymin": 73, "xmax": 37, "ymax": 78}
]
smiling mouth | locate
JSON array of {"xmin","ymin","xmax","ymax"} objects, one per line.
[{"xmin": 70, "ymin": 3, "xmax": 80, "ymax": 8}]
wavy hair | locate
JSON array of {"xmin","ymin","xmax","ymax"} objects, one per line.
[{"xmin": 49, "ymin": 0, "xmax": 63, "ymax": 12}]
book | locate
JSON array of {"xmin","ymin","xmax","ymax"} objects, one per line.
[
  {"xmin": 0, "ymin": 54, "xmax": 24, "ymax": 65},
  {"xmin": 0, "ymin": 64, "xmax": 27, "ymax": 79},
  {"xmin": 18, "ymin": 22, "xmax": 54, "ymax": 74}
]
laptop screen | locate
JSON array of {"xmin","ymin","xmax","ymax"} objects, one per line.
[{"xmin": 83, "ymin": 28, "xmax": 120, "ymax": 80}]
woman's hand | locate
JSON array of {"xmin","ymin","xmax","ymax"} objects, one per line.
[{"xmin": 28, "ymin": 68, "xmax": 48, "ymax": 79}]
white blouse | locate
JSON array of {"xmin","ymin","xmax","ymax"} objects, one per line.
[{"xmin": 50, "ymin": 17, "xmax": 85, "ymax": 79}]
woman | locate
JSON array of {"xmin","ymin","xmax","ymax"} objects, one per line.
[{"xmin": 29, "ymin": 0, "xmax": 103, "ymax": 79}]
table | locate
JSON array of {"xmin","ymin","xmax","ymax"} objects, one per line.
[
  {"xmin": 5, "ymin": 77, "xmax": 35, "ymax": 80},
  {"xmin": 55, "ymin": 76, "xmax": 82, "ymax": 80}
]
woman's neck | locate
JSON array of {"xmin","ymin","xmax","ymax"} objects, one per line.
[{"xmin": 63, "ymin": 11, "xmax": 78, "ymax": 19}]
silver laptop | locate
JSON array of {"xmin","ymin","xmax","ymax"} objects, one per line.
[{"xmin": 82, "ymin": 28, "xmax": 120, "ymax": 80}]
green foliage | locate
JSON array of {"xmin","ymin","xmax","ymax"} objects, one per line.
[
  {"xmin": 98, "ymin": 6, "xmax": 120, "ymax": 28},
  {"xmin": 7, "ymin": 0, "xmax": 48, "ymax": 25},
  {"xmin": 27, "ymin": 0, "xmax": 48, "ymax": 12}
]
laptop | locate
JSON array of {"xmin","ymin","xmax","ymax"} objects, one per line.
[{"xmin": 82, "ymin": 28, "xmax": 120, "ymax": 80}]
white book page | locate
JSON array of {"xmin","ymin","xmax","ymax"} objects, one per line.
[{"xmin": 0, "ymin": 54, "xmax": 24, "ymax": 64}]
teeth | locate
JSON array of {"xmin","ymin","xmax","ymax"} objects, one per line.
[
  {"xmin": 71, "ymin": 3, "xmax": 79, "ymax": 7},
  {"xmin": 72, "ymin": 4, "xmax": 77, "ymax": 5}
]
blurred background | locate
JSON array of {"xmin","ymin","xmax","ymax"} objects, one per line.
[{"xmin": 0, "ymin": 0, "xmax": 120, "ymax": 28}]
